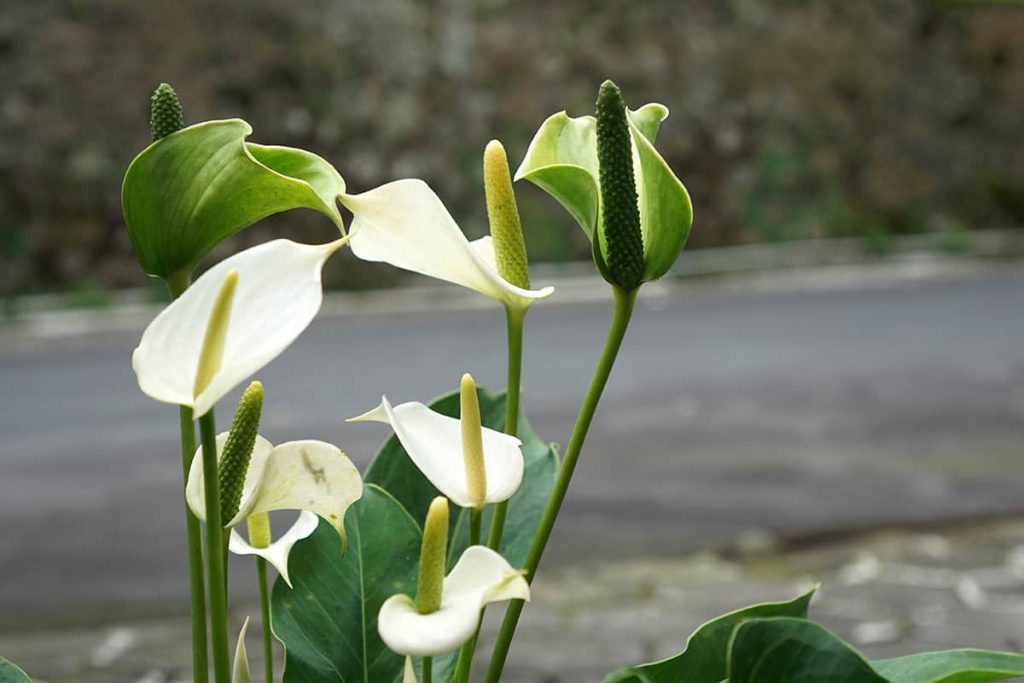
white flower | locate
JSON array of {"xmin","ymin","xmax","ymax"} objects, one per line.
[
  {"xmin": 378, "ymin": 546, "xmax": 530, "ymax": 657},
  {"xmin": 348, "ymin": 395, "xmax": 524, "ymax": 509},
  {"xmin": 186, "ymin": 434, "xmax": 362, "ymax": 585},
  {"xmin": 341, "ymin": 179, "xmax": 553, "ymax": 309},
  {"xmin": 133, "ymin": 238, "xmax": 344, "ymax": 418}
]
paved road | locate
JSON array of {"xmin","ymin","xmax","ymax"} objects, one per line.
[{"xmin": 3, "ymin": 265, "xmax": 1024, "ymax": 628}]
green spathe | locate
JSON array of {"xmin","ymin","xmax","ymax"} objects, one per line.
[
  {"xmin": 516, "ymin": 82, "xmax": 693, "ymax": 286},
  {"xmin": 122, "ymin": 119, "xmax": 345, "ymax": 280}
]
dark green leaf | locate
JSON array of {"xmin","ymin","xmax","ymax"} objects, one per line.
[
  {"xmin": 272, "ymin": 485, "xmax": 421, "ymax": 683},
  {"xmin": 728, "ymin": 617, "xmax": 889, "ymax": 683},
  {"xmin": 602, "ymin": 589, "xmax": 815, "ymax": 683},
  {"xmin": 873, "ymin": 648, "xmax": 1024, "ymax": 683},
  {"xmin": 0, "ymin": 657, "xmax": 32, "ymax": 683},
  {"xmin": 122, "ymin": 119, "xmax": 344, "ymax": 280}
]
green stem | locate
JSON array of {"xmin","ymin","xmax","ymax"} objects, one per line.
[
  {"xmin": 422, "ymin": 656, "xmax": 433, "ymax": 683},
  {"xmin": 454, "ymin": 306, "xmax": 525, "ymax": 683},
  {"xmin": 199, "ymin": 410, "xmax": 232, "ymax": 683},
  {"xmin": 484, "ymin": 287, "xmax": 637, "ymax": 683},
  {"xmin": 256, "ymin": 557, "xmax": 274, "ymax": 683},
  {"xmin": 487, "ymin": 305, "xmax": 525, "ymax": 550},
  {"xmin": 167, "ymin": 276, "xmax": 209, "ymax": 683},
  {"xmin": 179, "ymin": 405, "xmax": 210, "ymax": 683}
]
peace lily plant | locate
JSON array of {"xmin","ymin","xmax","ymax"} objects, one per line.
[{"xmin": 7, "ymin": 80, "xmax": 1024, "ymax": 683}]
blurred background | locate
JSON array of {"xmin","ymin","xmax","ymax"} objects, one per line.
[
  {"xmin": 3, "ymin": 1, "xmax": 1024, "ymax": 682},
  {"xmin": 1, "ymin": 0, "xmax": 1022, "ymax": 297}
]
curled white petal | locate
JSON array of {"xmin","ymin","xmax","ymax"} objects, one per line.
[
  {"xmin": 133, "ymin": 239, "xmax": 340, "ymax": 418},
  {"xmin": 245, "ymin": 440, "xmax": 363, "ymax": 536},
  {"xmin": 403, "ymin": 656, "xmax": 417, "ymax": 683},
  {"xmin": 349, "ymin": 397, "xmax": 524, "ymax": 508},
  {"xmin": 229, "ymin": 510, "xmax": 320, "ymax": 588},
  {"xmin": 233, "ymin": 617, "xmax": 251, "ymax": 683},
  {"xmin": 378, "ymin": 546, "xmax": 530, "ymax": 657},
  {"xmin": 342, "ymin": 180, "xmax": 553, "ymax": 308},
  {"xmin": 185, "ymin": 432, "xmax": 275, "ymax": 523}
]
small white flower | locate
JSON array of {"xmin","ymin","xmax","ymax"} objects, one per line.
[
  {"xmin": 133, "ymin": 238, "xmax": 344, "ymax": 418},
  {"xmin": 348, "ymin": 395, "xmax": 524, "ymax": 509},
  {"xmin": 341, "ymin": 179, "xmax": 553, "ymax": 309},
  {"xmin": 186, "ymin": 434, "xmax": 363, "ymax": 586},
  {"xmin": 378, "ymin": 546, "xmax": 530, "ymax": 657}
]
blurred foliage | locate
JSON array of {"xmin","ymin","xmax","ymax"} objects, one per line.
[{"xmin": 1, "ymin": 0, "xmax": 1022, "ymax": 293}]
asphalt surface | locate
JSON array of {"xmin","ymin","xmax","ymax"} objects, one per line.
[{"xmin": 3, "ymin": 264, "xmax": 1024, "ymax": 628}]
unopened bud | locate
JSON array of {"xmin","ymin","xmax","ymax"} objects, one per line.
[
  {"xmin": 484, "ymin": 140, "xmax": 531, "ymax": 290},
  {"xmin": 218, "ymin": 381, "xmax": 264, "ymax": 524},
  {"xmin": 416, "ymin": 496, "xmax": 450, "ymax": 614},
  {"xmin": 150, "ymin": 83, "xmax": 184, "ymax": 141},
  {"xmin": 193, "ymin": 269, "xmax": 238, "ymax": 400},
  {"xmin": 596, "ymin": 80, "xmax": 644, "ymax": 290},
  {"xmin": 460, "ymin": 373, "xmax": 487, "ymax": 509}
]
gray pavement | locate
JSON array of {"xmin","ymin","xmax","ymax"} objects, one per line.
[{"xmin": 3, "ymin": 262, "xmax": 1024, "ymax": 637}]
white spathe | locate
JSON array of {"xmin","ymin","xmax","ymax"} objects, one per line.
[
  {"xmin": 342, "ymin": 179, "xmax": 554, "ymax": 309},
  {"xmin": 186, "ymin": 434, "xmax": 362, "ymax": 578},
  {"xmin": 133, "ymin": 238, "xmax": 342, "ymax": 418},
  {"xmin": 378, "ymin": 546, "xmax": 530, "ymax": 657},
  {"xmin": 349, "ymin": 396, "xmax": 524, "ymax": 509},
  {"xmin": 229, "ymin": 510, "xmax": 320, "ymax": 587}
]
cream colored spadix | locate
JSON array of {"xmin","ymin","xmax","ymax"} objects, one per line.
[
  {"xmin": 133, "ymin": 238, "xmax": 345, "ymax": 418},
  {"xmin": 348, "ymin": 395, "xmax": 524, "ymax": 509},
  {"xmin": 340, "ymin": 179, "xmax": 554, "ymax": 310},
  {"xmin": 460, "ymin": 374, "xmax": 487, "ymax": 509},
  {"xmin": 187, "ymin": 433, "xmax": 363, "ymax": 581},
  {"xmin": 378, "ymin": 545, "xmax": 530, "ymax": 657}
]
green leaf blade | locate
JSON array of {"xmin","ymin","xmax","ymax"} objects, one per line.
[
  {"xmin": 0, "ymin": 658, "xmax": 32, "ymax": 683},
  {"xmin": 272, "ymin": 485, "xmax": 421, "ymax": 683},
  {"xmin": 727, "ymin": 617, "xmax": 890, "ymax": 683},
  {"xmin": 873, "ymin": 648, "xmax": 1024, "ymax": 683},
  {"xmin": 122, "ymin": 120, "xmax": 345, "ymax": 279},
  {"xmin": 602, "ymin": 588, "xmax": 815, "ymax": 683}
]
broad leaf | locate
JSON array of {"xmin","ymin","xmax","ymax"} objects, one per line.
[
  {"xmin": 728, "ymin": 617, "xmax": 889, "ymax": 683},
  {"xmin": 272, "ymin": 485, "xmax": 421, "ymax": 683},
  {"xmin": 122, "ymin": 119, "xmax": 345, "ymax": 279},
  {"xmin": 873, "ymin": 649, "xmax": 1024, "ymax": 683},
  {"xmin": 602, "ymin": 589, "xmax": 815, "ymax": 683},
  {"xmin": 0, "ymin": 658, "xmax": 32, "ymax": 683},
  {"xmin": 364, "ymin": 387, "xmax": 557, "ymax": 679}
]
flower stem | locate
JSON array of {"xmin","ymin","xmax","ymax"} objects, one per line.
[
  {"xmin": 179, "ymin": 405, "xmax": 210, "ymax": 682},
  {"xmin": 167, "ymin": 275, "xmax": 209, "ymax": 683},
  {"xmin": 454, "ymin": 306, "xmax": 526, "ymax": 683},
  {"xmin": 199, "ymin": 409, "xmax": 232, "ymax": 683},
  {"xmin": 256, "ymin": 557, "xmax": 274, "ymax": 682},
  {"xmin": 487, "ymin": 305, "xmax": 525, "ymax": 550},
  {"xmin": 484, "ymin": 286, "xmax": 637, "ymax": 683},
  {"xmin": 422, "ymin": 656, "xmax": 433, "ymax": 683}
]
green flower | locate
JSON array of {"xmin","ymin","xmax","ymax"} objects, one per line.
[{"xmin": 516, "ymin": 80, "xmax": 693, "ymax": 290}]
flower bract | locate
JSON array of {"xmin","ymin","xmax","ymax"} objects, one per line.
[
  {"xmin": 186, "ymin": 434, "xmax": 363, "ymax": 583},
  {"xmin": 341, "ymin": 179, "xmax": 553, "ymax": 310},
  {"xmin": 133, "ymin": 238, "xmax": 343, "ymax": 418},
  {"xmin": 378, "ymin": 545, "xmax": 530, "ymax": 657},
  {"xmin": 348, "ymin": 396, "xmax": 524, "ymax": 509}
]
